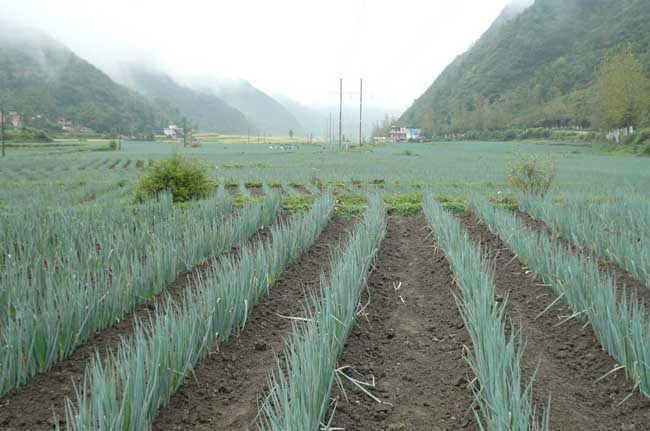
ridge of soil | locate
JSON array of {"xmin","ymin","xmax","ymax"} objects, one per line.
[
  {"xmin": 330, "ymin": 216, "xmax": 479, "ymax": 431},
  {"xmin": 460, "ymin": 213, "xmax": 650, "ymax": 431},
  {"xmin": 514, "ymin": 209, "xmax": 650, "ymax": 309},
  {"xmin": 151, "ymin": 216, "xmax": 356, "ymax": 431},
  {"xmin": 0, "ymin": 213, "xmax": 283, "ymax": 431}
]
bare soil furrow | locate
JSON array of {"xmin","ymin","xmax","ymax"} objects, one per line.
[{"xmin": 330, "ymin": 216, "xmax": 478, "ymax": 431}]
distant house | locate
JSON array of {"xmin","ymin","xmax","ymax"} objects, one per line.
[
  {"xmin": 57, "ymin": 118, "xmax": 92, "ymax": 133},
  {"xmin": 58, "ymin": 118, "xmax": 73, "ymax": 131},
  {"xmin": 1, "ymin": 111, "xmax": 23, "ymax": 128},
  {"xmin": 163, "ymin": 125, "xmax": 181, "ymax": 138},
  {"xmin": 390, "ymin": 126, "xmax": 424, "ymax": 142}
]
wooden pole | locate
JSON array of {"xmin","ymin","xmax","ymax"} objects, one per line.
[
  {"xmin": 328, "ymin": 112, "xmax": 332, "ymax": 146},
  {"xmin": 359, "ymin": 78, "xmax": 363, "ymax": 146},
  {"xmin": 339, "ymin": 78, "xmax": 343, "ymax": 150},
  {"xmin": 182, "ymin": 117, "xmax": 187, "ymax": 147},
  {"xmin": 1, "ymin": 107, "xmax": 5, "ymax": 158}
]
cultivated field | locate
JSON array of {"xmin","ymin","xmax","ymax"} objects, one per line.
[{"xmin": 1, "ymin": 139, "xmax": 650, "ymax": 430}]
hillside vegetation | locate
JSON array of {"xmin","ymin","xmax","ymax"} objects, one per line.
[
  {"xmin": 401, "ymin": 0, "xmax": 650, "ymax": 135},
  {"xmin": 123, "ymin": 67, "xmax": 251, "ymax": 134},
  {"xmin": 0, "ymin": 22, "xmax": 178, "ymax": 135},
  {"xmin": 213, "ymin": 80, "xmax": 305, "ymax": 136}
]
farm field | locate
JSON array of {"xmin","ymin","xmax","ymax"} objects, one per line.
[{"xmin": 1, "ymin": 139, "xmax": 650, "ymax": 430}]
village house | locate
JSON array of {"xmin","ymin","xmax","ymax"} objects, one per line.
[
  {"xmin": 0, "ymin": 111, "xmax": 23, "ymax": 128},
  {"xmin": 163, "ymin": 124, "xmax": 182, "ymax": 139},
  {"xmin": 390, "ymin": 126, "xmax": 424, "ymax": 142}
]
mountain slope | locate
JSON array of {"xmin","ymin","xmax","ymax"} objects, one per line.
[
  {"xmin": 212, "ymin": 81, "xmax": 305, "ymax": 136},
  {"xmin": 0, "ymin": 22, "xmax": 178, "ymax": 134},
  {"xmin": 123, "ymin": 67, "xmax": 251, "ymax": 134},
  {"xmin": 401, "ymin": 0, "xmax": 650, "ymax": 134}
]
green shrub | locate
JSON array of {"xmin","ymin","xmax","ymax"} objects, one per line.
[
  {"xmin": 134, "ymin": 154, "xmax": 213, "ymax": 203},
  {"xmin": 507, "ymin": 153, "xmax": 556, "ymax": 197}
]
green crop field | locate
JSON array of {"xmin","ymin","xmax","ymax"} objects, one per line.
[{"xmin": 2, "ymin": 139, "xmax": 650, "ymax": 430}]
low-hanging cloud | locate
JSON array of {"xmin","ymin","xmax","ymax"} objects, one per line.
[{"xmin": 0, "ymin": 0, "xmax": 511, "ymax": 110}]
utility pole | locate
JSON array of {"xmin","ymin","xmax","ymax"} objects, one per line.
[
  {"xmin": 339, "ymin": 78, "xmax": 343, "ymax": 150},
  {"xmin": 359, "ymin": 78, "xmax": 363, "ymax": 146},
  {"xmin": 182, "ymin": 117, "xmax": 187, "ymax": 147},
  {"xmin": 328, "ymin": 112, "xmax": 331, "ymax": 146},
  {"xmin": 1, "ymin": 107, "xmax": 5, "ymax": 158}
]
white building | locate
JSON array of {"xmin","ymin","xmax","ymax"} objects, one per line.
[
  {"xmin": 390, "ymin": 126, "xmax": 424, "ymax": 142},
  {"xmin": 163, "ymin": 125, "xmax": 181, "ymax": 138},
  {"xmin": 1, "ymin": 111, "xmax": 22, "ymax": 128}
]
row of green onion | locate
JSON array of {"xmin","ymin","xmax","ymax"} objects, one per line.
[
  {"xmin": 424, "ymin": 196, "xmax": 548, "ymax": 431},
  {"xmin": 472, "ymin": 195, "xmax": 650, "ymax": 399},
  {"xmin": 258, "ymin": 194, "xmax": 386, "ymax": 430},
  {"xmin": 0, "ymin": 188, "xmax": 280, "ymax": 396},
  {"xmin": 61, "ymin": 193, "xmax": 335, "ymax": 430}
]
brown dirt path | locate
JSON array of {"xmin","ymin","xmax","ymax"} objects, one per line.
[
  {"xmin": 151, "ymin": 216, "xmax": 357, "ymax": 431},
  {"xmin": 0, "ymin": 215, "xmax": 283, "ymax": 431},
  {"xmin": 330, "ymin": 216, "xmax": 479, "ymax": 431},
  {"xmin": 460, "ymin": 213, "xmax": 650, "ymax": 431}
]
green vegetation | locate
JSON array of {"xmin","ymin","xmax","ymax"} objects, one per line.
[
  {"xmin": 215, "ymin": 80, "xmax": 305, "ymax": 136},
  {"xmin": 518, "ymin": 193, "xmax": 650, "ymax": 288},
  {"xmin": 424, "ymin": 196, "xmax": 548, "ymax": 430},
  {"xmin": 259, "ymin": 195, "xmax": 385, "ymax": 430},
  {"xmin": 134, "ymin": 155, "xmax": 214, "ymax": 203},
  {"xmin": 506, "ymin": 153, "xmax": 556, "ymax": 197},
  {"xmin": 2, "ymin": 127, "xmax": 52, "ymax": 143},
  {"xmin": 593, "ymin": 50, "xmax": 650, "ymax": 130},
  {"xmin": 63, "ymin": 194, "xmax": 335, "ymax": 430},
  {"xmin": 402, "ymin": 0, "xmax": 650, "ymax": 135},
  {"xmin": 125, "ymin": 66, "xmax": 250, "ymax": 134},
  {"xmin": 0, "ymin": 191, "xmax": 282, "ymax": 396},
  {"xmin": 0, "ymin": 24, "xmax": 178, "ymax": 135},
  {"xmin": 472, "ymin": 195, "xmax": 650, "ymax": 400}
]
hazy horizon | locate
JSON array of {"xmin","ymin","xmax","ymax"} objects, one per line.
[{"xmin": 1, "ymin": 0, "xmax": 527, "ymax": 112}]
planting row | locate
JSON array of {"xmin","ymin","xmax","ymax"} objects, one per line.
[
  {"xmin": 259, "ymin": 195, "xmax": 386, "ymax": 430},
  {"xmin": 61, "ymin": 194, "xmax": 336, "ymax": 430},
  {"xmin": 473, "ymin": 195, "xmax": 650, "ymax": 399},
  {"xmin": 424, "ymin": 196, "xmax": 548, "ymax": 430},
  {"xmin": 518, "ymin": 193, "xmax": 650, "ymax": 289},
  {"xmin": 1, "ymin": 188, "xmax": 281, "ymax": 395}
]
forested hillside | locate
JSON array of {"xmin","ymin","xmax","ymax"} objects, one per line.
[
  {"xmin": 401, "ymin": 0, "xmax": 650, "ymax": 135},
  {"xmin": 212, "ymin": 81, "xmax": 305, "ymax": 136},
  {"xmin": 0, "ymin": 22, "xmax": 178, "ymax": 134},
  {"xmin": 124, "ymin": 67, "xmax": 251, "ymax": 134}
]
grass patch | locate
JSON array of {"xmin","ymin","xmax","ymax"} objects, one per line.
[
  {"xmin": 489, "ymin": 195, "xmax": 519, "ymax": 211},
  {"xmin": 282, "ymin": 195, "xmax": 314, "ymax": 214}
]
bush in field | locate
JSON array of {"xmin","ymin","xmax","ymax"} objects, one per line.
[
  {"xmin": 507, "ymin": 153, "xmax": 556, "ymax": 197},
  {"xmin": 134, "ymin": 154, "xmax": 213, "ymax": 202}
]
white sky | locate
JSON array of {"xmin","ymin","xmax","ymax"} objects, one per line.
[{"xmin": 1, "ymin": 0, "xmax": 511, "ymax": 111}]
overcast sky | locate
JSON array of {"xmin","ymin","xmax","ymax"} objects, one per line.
[{"xmin": 1, "ymin": 0, "xmax": 513, "ymax": 111}]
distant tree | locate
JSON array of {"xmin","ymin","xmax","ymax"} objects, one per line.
[
  {"xmin": 593, "ymin": 50, "xmax": 650, "ymax": 130},
  {"xmin": 371, "ymin": 115, "xmax": 396, "ymax": 137},
  {"xmin": 289, "ymin": 129, "xmax": 294, "ymax": 139}
]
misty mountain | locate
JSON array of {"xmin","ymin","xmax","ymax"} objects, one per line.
[
  {"xmin": 276, "ymin": 95, "xmax": 398, "ymax": 141},
  {"xmin": 401, "ymin": 0, "xmax": 650, "ymax": 133},
  {"xmin": 0, "ymin": 21, "xmax": 178, "ymax": 134},
  {"xmin": 122, "ymin": 66, "xmax": 250, "ymax": 134},
  {"xmin": 209, "ymin": 81, "xmax": 305, "ymax": 136}
]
